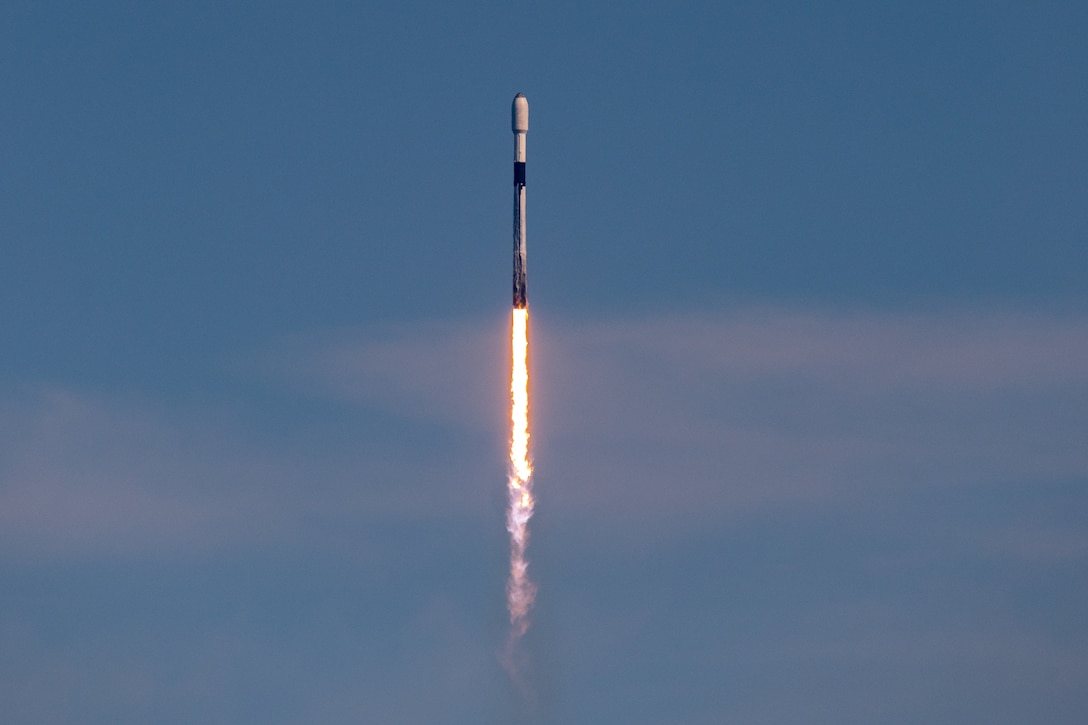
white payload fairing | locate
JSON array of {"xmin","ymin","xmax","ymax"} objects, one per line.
[{"xmin": 512, "ymin": 93, "xmax": 528, "ymax": 309}]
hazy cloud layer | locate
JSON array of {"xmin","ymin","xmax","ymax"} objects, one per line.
[
  {"xmin": 4, "ymin": 307, "xmax": 1085, "ymax": 561},
  {"xmin": 291, "ymin": 307, "xmax": 1088, "ymax": 537},
  {"xmin": 0, "ymin": 386, "xmax": 492, "ymax": 561}
]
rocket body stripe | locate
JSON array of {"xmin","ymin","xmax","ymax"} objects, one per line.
[{"xmin": 512, "ymin": 93, "xmax": 528, "ymax": 309}]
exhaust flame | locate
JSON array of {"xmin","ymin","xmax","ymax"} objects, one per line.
[{"xmin": 506, "ymin": 307, "xmax": 535, "ymax": 643}]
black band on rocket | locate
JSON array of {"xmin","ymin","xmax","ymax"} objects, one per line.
[{"xmin": 514, "ymin": 162, "xmax": 526, "ymax": 186}]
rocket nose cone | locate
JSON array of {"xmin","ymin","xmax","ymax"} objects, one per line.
[{"xmin": 512, "ymin": 94, "xmax": 529, "ymax": 133}]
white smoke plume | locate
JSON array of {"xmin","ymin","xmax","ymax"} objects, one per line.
[{"xmin": 504, "ymin": 308, "xmax": 536, "ymax": 675}]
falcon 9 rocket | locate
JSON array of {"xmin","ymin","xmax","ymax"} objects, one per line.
[{"xmin": 512, "ymin": 93, "xmax": 528, "ymax": 309}]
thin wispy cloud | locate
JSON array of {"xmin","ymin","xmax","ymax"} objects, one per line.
[
  {"xmin": 287, "ymin": 307, "xmax": 1088, "ymax": 535},
  {"xmin": 4, "ymin": 307, "xmax": 1084, "ymax": 561},
  {"xmin": 0, "ymin": 386, "xmax": 489, "ymax": 561}
]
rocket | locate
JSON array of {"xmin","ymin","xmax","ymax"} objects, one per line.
[{"xmin": 512, "ymin": 93, "xmax": 528, "ymax": 309}]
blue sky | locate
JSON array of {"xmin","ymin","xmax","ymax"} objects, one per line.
[{"xmin": 1, "ymin": 2, "xmax": 1086, "ymax": 723}]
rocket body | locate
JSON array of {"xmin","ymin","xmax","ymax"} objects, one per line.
[{"xmin": 512, "ymin": 94, "xmax": 528, "ymax": 309}]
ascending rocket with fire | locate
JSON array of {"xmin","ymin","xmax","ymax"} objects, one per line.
[
  {"xmin": 512, "ymin": 93, "xmax": 528, "ymax": 309},
  {"xmin": 505, "ymin": 93, "xmax": 535, "ymax": 654}
]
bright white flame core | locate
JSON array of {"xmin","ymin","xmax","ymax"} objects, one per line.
[{"xmin": 506, "ymin": 308, "xmax": 535, "ymax": 638}]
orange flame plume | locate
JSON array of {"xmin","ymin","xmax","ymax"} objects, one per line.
[{"xmin": 506, "ymin": 307, "xmax": 535, "ymax": 641}]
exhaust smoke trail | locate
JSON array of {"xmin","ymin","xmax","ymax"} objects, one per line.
[{"xmin": 506, "ymin": 306, "xmax": 535, "ymax": 645}]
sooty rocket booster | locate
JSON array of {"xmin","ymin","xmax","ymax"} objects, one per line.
[{"xmin": 512, "ymin": 93, "xmax": 528, "ymax": 309}]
